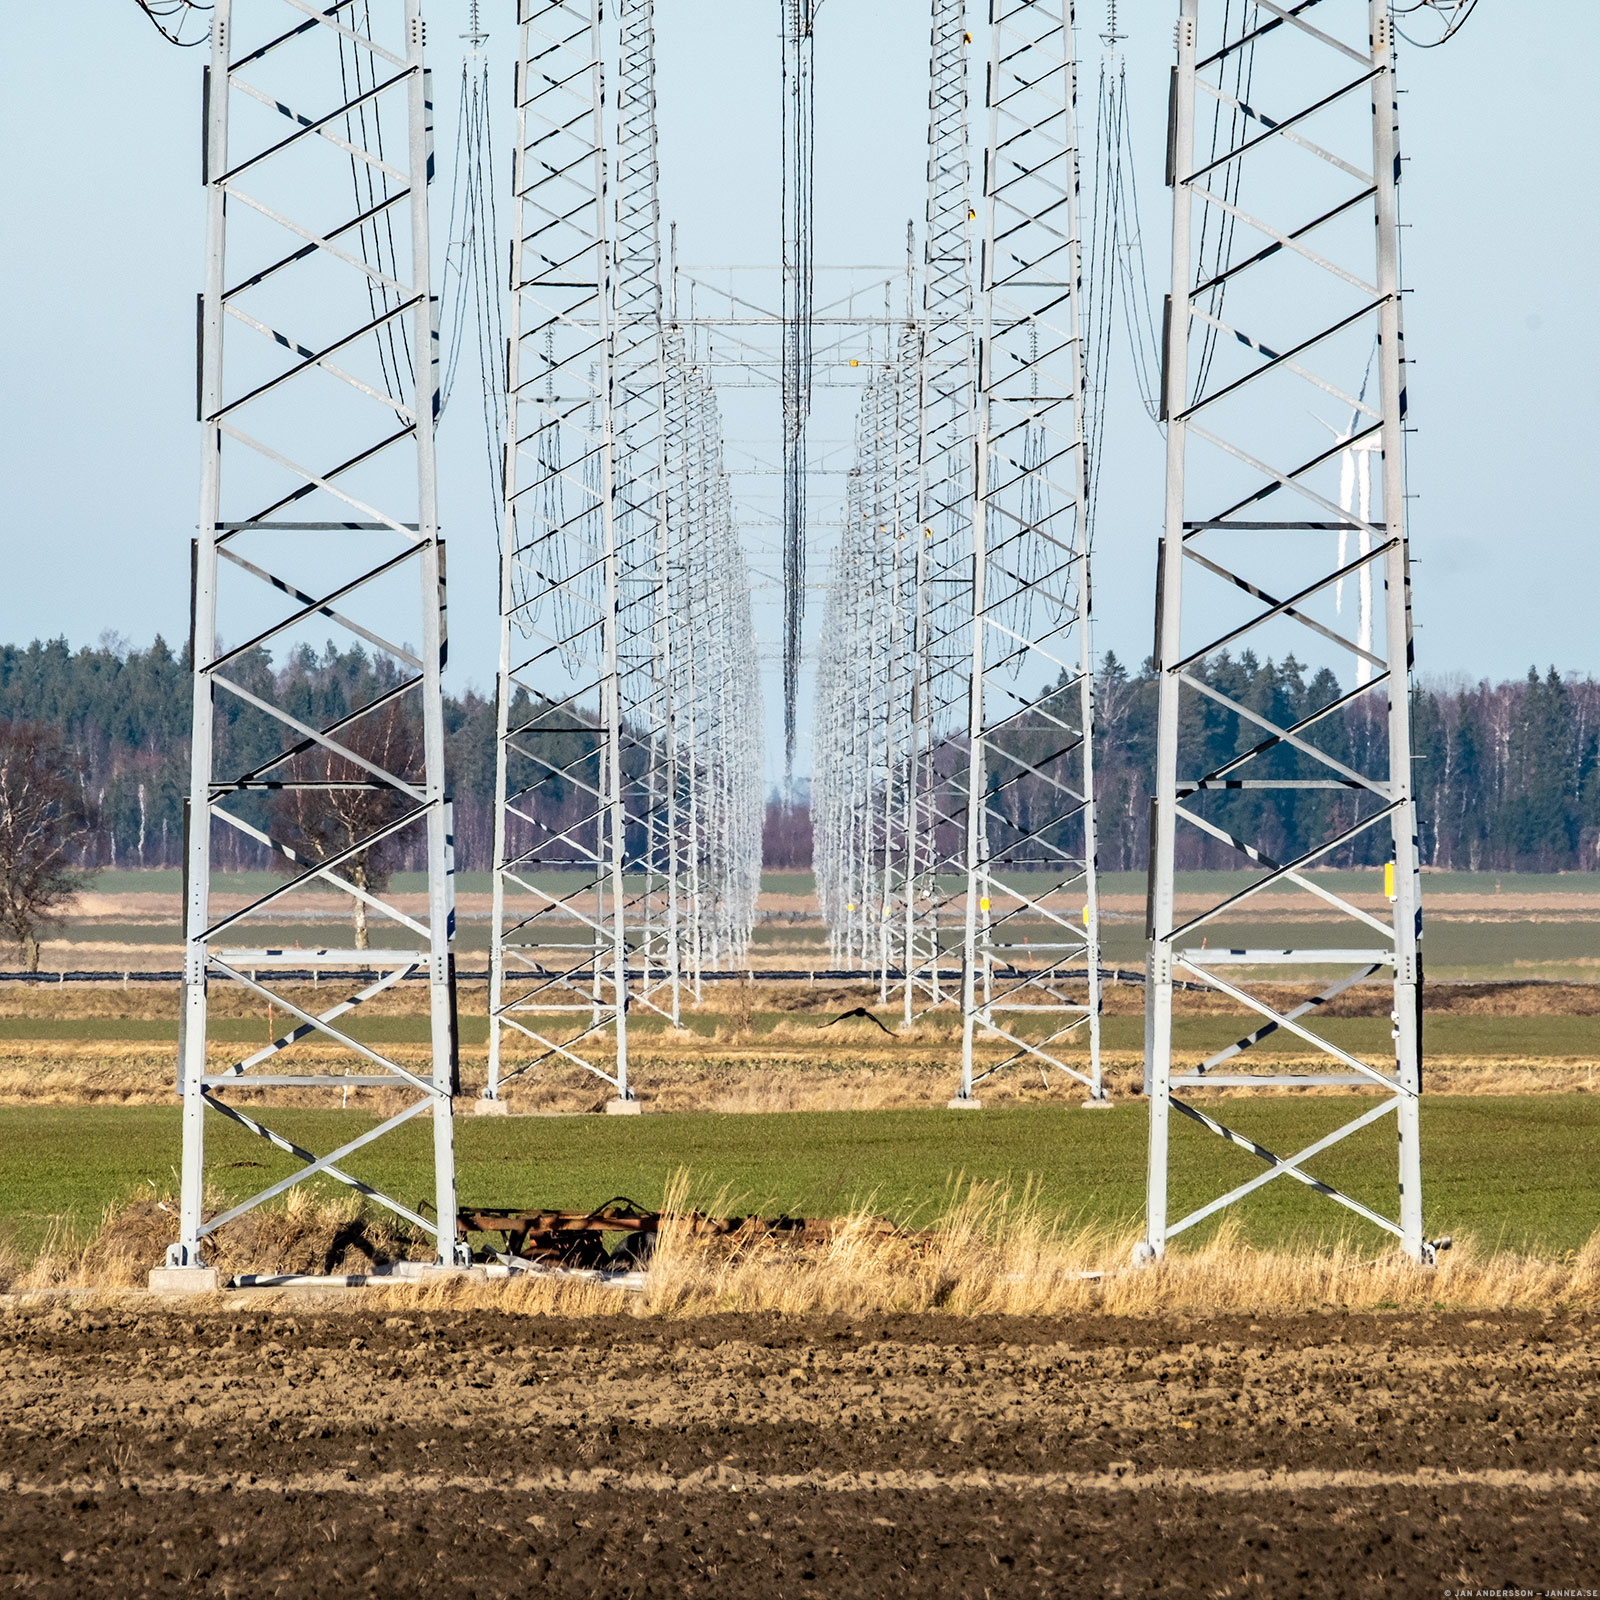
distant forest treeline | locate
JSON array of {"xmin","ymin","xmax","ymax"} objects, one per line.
[
  {"xmin": 0, "ymin": 637, "xmax": 497, "ymax": 872},
  {"xmin": 4, "ymin": 636, "xmax": 1599, "ymax": 874},
  {"xmin": 1093, "ymin": 652, "xmax": 1600, "ymax": 873}
]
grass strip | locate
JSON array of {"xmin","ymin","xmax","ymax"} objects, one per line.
[{"xmin": 1, "ymin": 1096, "xmax": 1595, "ymax": 1265}]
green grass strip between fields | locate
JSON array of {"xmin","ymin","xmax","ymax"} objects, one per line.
[{"xmin": 1, "ymin": 1098, "xmax": 1595, "ymax": 1265}]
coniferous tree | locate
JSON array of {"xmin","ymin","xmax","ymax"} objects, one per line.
[{"xmin": 1, "ymin": 637, "xmax": 1599, "ymax": 874}]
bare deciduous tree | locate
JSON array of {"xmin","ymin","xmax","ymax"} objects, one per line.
[
  {"xmin": 0, "ymin": 721, "xmax": 95, "ymax": 971},
  {"xmin": 271, "ymin": 704, "xmax": 423, "ymax": 950}
]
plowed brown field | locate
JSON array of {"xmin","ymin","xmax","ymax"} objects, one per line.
[{"xmin": 2, "ymin": 1303, "xmax": 1596, "ymax": 1596}]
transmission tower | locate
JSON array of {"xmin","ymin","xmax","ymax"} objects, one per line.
[
  {"xmin": 813, "ymin": 324, "xmax": 919, "ymax": 977},
  {"xmin": 487, "ymin": 0, "xmax": 634, "ymax": 1111},
  {"xmin": 899, "ymin": 0, "xmax": 977, "ymax": 1021},
  {"xmin": 612, "ymin": 0, "xmax": 684, "ymax": 1032},
  {"xmin": 953, "ymin": 0, "xmax": 1104, "ymax": 1108},
  {"xmin": 170, "ymin": 0, "xmax": 464, "ymax": 1279},
  {"xmin": 780, "ymin": 0, "xmax": 818, "ymax": 782},
  {"xmin": 488, "ymin": 2, "xmax": 758, "ymax": 1105},
  {"xmin": 668, "ymin": 324, "xmax": 765, "ymax": 981},
  {"xmin": 1144, "ymin": 0, "xmax": 1432, "ymax": 1261}
]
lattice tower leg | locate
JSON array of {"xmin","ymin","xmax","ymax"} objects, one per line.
[
  {"xmin": 905, "ymin": 0, "xmax": 978, "ymax": 1019},
  {"xmin": 489, "ymin": 0, "xmax": 631, "ymax": 1110},
  {"xmin": 955, "ymin": 0, "xmax": 1104, "ymax": 1110},
  {"xmin": 614, "ymin": 0, "xmax": 681, "ymax": 1036},
  {"xmin": 1145, "ymin": 0, "xmax": 1427, "ymax": 1261},
  {"xmin": 176, "ymin": 0, "xmax": 462, "ymax": 1272}
]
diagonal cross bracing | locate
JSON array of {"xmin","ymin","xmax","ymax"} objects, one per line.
[
  {"xmin": 175, "ymin": 0, "xmax": 462, "ymax": 1272},
  {"xmin": 813, "ymin": 327, "xmax": 920, "ymax": 984},
  {"xmin": 662, "ymin": 325, "xmax": 763, "ymax": 990},
  {"xmin": 898, "ymin": 0, "xmax": 976, "ymax": 1017},
  {"xmin": 489, "ymin": 0, "xmax": 631, "ymax": 1106},
  {"xmin": 488, "ymin": 3, "xmax": 760, "ymax": 1102},
  {"xmin": 954, "ymin": 0, "xmax": 1104, "ymax": 1106},
  {"xmin": 1145, "ymin": 1, "xmax": 1430, "ymax": 1262}
]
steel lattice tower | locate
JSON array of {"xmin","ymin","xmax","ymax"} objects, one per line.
[
  {"xmin": 489, "ymin": 2, "xmax": 757, "ymax": 1107},
  {"xmin": 613, "ymin": 0, "xmax": 683, "ymax": 1032},
  {"xmin": 900, "ymin": 0, "xmax": 978, "ymax": 1019},
  {"xmin": 669, "ymin": 326, "xmax": 765, "ymax": 981},
  {"xmin": 953, "ymin": 0, "xmax": 1104, "ymax": 1107},
  {"xmin": 813, "ymin": 325, "xmax": 919, "ymax": 976},
  {"xmin": 1145, "ymin": 0, "xmax": 1431, "ymax": 1260},
  {"xmin": 173, "ymin": 0, "xmax": 463, "ymax": 1275},
  {"xmin": 488, "ymin": 0, "xmax": 633, "ymax": 1110}
]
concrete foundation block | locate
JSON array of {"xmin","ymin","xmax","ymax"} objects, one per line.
[
  {"xmin": 605, "ymin": 1098, "xmax": 644, "ymax": 1116},
  {"xmin": 148, "ymin": 1267, "xmax": 220, "ymax": 1294},
  {"xmin": 1081, "ymin": 1097, "xmax": 1115, "ymax": 1110},
  {"xmin": 415, "ymin": 1264, "xmax": 489, "ymax": 1283},
  {"xmin": 946, "ymin": 1096, "xmax": 983, "ymax": 1111},
  {"xmin": 473, "ymin": 1098, "xmax": 510, "ymax": 1116}
]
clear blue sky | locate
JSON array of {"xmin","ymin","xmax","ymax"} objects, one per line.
[{"xmin": 1, "ymin": 4, "xmax": 1594, "ymax": 781}]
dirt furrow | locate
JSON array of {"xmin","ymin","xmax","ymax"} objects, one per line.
[{"xmin": 2, "ymin": 1305, "xmax": 1597, "ymax": 1595}]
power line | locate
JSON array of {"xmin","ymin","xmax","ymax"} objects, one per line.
[
  {"xmin": 1391, "ymin": 0, "xmax": 1480, "ymax": 49},
  {"xmin": 1084, "ymin": 18, "xmax": 1164, "ymax": 546},
  {"xmin": 132, "ymin": 0, "xmax": 212, "ymax": 47},
  {"xmin": 438, "ymin": 30, "xmax": 506, "ymax": 542},
  {"xmin": 335, "ymin": 3, "xmax": 415, "ymax": 417},
  {"xmin": 1189, "ymin": 0, "xmax": 1257, "ymax": 399}
]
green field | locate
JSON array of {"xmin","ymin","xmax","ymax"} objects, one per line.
[
  {"xmin": 11, "ymin": 874, "xmax": 1592, "ymax": 1279},
  {"xmin": 1093, "ymin": 915, "xmax": 1600, "ymax": 978},
  {"xmin": 2, "ymin": 1098, "xmax": 1596, "ymax": 1265}
]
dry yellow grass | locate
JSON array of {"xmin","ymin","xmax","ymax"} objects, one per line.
[
  {"xmin": 11, "ymin": 1185, "xmax": 422, "ymax": 1292},
  {"xmin": 6, "ymin": 974, "xmax": 1597, "ymax": 1023},
  {"xmin": 600, "ymin": 1177, "xmax": 1600, "ymax": 1318},
  {"xmin": 9, "ymin": 1176, "xmax": 1599, "ymax": 1316},
  {"xmin": 0, "ymin": 1040, "xmax": 1590, "ymax": 1111}
]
